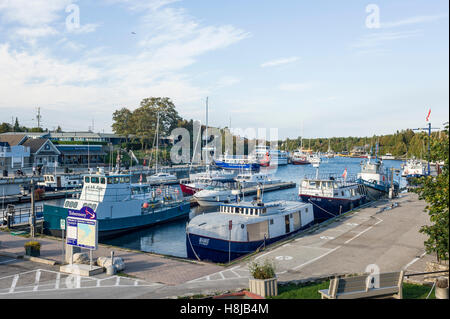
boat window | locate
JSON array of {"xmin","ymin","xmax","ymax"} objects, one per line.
[
  {"xmin": 254, "ymin": 209, "xmax": 259, "ymax": 216},
  {"xmin": 91, "ymin": 177, "xmax": 99, "ymax": 184},
  {"xmin": 124, "ymin": 177, "xmax": 130, "ymax": 183},
  {"xmin": 107, "ymin": 177, "xmax": 113, "ymax": 184},
  {"xmin": 249, "ymin": 209, "xmax": 253, "ymax": 216},
  {"xmin": 113, "ymin": 177, "xmax": 119, "ymax": 184},
  {"xmin": 289, "ymin": 213, "xmax": 293, "ymax": 218},
  {"xmin": 238, "ymin": 207, "xmax": 242, "ymax": 214},
  {"xmin": 100, "ymin": 178, "xmax": 106, "ymax": 184},
  {"xmin": 305, "ymin": 208, "xmax": 308, "ymax": 213},
  {"xmin": 341, "ymin": 191, "xmax": 345, "ymax": 196},
  {"xmin": 84, "ymin": 176, "xmax": 90, "ymax": 183},
  {"xmin": 262, "ymin": 208, "xmax": 267, "ymax": 214},
  {"xmin": 309, "ymin": 181, "xmax": 315, "ymax": 187},
  {"xmin": 270, "ymin": 219, "xmax": 274, "ymax": 225}
]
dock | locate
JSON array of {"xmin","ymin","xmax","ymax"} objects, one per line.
[{"xmin": 0, "ymin": 189, "xmax": 79, "ymax": 206}]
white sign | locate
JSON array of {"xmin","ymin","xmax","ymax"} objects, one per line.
[
  {"xmin": 66, "ymin": 217, "xmax": 98, "ymax": 250},
  {"xmin": 60, "ymin": 219, "xmax": 66, "ymax": 230}
]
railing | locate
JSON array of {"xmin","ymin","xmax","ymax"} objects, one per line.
[{"xmin": 0, "ymin": 205, "xmax": 44, "ymax": 226}]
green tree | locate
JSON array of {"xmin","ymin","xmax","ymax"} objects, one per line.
[
  {"xmin": 413, "ymin": 125, "xmax": 449, "ymax": 262},
  {"xmin": 0, "ymin": 122, "xmax": 11, "ymax": 133}
]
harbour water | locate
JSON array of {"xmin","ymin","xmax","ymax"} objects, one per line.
[{"xmin": 101, "ymin": 157, "xmax": 404, "ymax": 258}]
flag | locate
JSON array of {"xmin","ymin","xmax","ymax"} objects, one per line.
[
  {"xmin": 342, "ymin": 168, "xmax": 347, "ymax": 180},
  {"xmin": 139, "ymin": 174, "xmax": 143, "ymax": 183},
  {"xmin": 129, "ymin": 150, "xmax": 139, "ymax": 164},
  {"xmin": 426, "ymin": 109, "xmax": 431, "ymax": 122}
]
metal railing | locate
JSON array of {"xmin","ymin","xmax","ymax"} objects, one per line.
[{"xmin": 0, "ymin": 205, "xmax": 44, "ymax": 226}]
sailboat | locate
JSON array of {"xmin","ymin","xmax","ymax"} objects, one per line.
[
  {"xmin": 324, "ymin": 140, "xmax": 335, "ymax": 158},
  {"xmin": 147, "ymin": 112, "xmax": 177, "ymax": 185}
]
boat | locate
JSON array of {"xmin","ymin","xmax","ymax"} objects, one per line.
[
  {"xmin": 401, "ymin": 158, "xmax": 426, "ymax": 179},
  {"xmin": 307, "ymin": 153, "xmax": 321, "ymax": 165},
  {"xmin": 298, "ymin": 164, "xmax": 367, "ymax": 222},
  {"xmin": 43, "ymin": 170, "xmax": 190, "ymax": 238},
  {"xmin": 356, "ymin": 157, "xmax": 399, "ymax": 199},
  {"xmin": 380, "ymin": 153, "xmax": 396, "ymax": 160},
  {"xmin": 213, "ymin": 154, "xmax": 260, "ymax": 171},
  {"xmin": 193, "ymin": 179, "xmax": 240, "ymax": 207},
  {"xmin": 234, "ymin": 171, "xmax": 281, "ymax": 187},
  {"xmin": 291, "ymin": 149, "xmax": 310, "ymax": 165},
  {"xmin": 147, "ymin": 172, "xmax": 177, "ymax": 185},
  {"xmin": 186, "ymin": 189, "xmax": 314, "ymax": 263},
  {"xmin": 324, "ymin": 140, "xmax": 335, "ymax": 158},
  {"xmin": 147, "ymin": 112, "xmax": 177, "ymax": 184},
  {"xmin": 179, "ymin": 169, "xmax": 238, "ymax": 196},
  {"xmin": 37, "ymin": 174, "xmax": 83, "ymax": 191}
]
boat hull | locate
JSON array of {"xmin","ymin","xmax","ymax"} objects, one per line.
[
  {"xmin": 179, "ymin": 183, "xmax": 201, "ymax": 196},
  {"xmin": 213, "ymin": 160, "xmax": 260, "ymax": 171},
  {"xmin": 43, "ymin": 202, "xmax": 191, "ymax": 239},
  {"xmin": 186, "ymin": 222, "xmax": 313, "ymax": 263},
  {"xmin": 356, "ymin": 179, "xmax": 398, "ymax": 200},
  {"xmin": 299, "ymin": 194, "xmax": 366, "ymax": 223}
]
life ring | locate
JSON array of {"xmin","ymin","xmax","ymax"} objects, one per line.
[{"xmin": 156, "ymin": 188, "xmax": 162, "ymax": 195}]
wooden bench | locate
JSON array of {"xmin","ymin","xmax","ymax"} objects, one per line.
[{"xmin": 319, "ymin": 271, "xmax": 404, "ymax": 299}]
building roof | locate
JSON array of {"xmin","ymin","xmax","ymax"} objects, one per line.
[
  {"xmin": 0, "ymin": 134, "xmax": 28, "ymax": 146},
  {"xmin": 21, "ymin": 138, "xmax": 60, "ymax": 155}
]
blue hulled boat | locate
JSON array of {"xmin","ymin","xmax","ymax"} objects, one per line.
[
  {"xmin": 213, "ymin": 155, "xmax": 260, "ymax": 171},
  {"xmin": 186, "ymin": 193, "xmax": 314, "ymax": 263}
]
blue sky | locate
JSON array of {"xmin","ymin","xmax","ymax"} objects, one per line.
[{"xmin": 0, "ymin": 0, "xmax": 448, "ymax": 139}]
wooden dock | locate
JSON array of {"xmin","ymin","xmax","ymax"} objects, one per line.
[{"xmin": 0, "ymin": 189, "xmax": 79, "ymax": 206}]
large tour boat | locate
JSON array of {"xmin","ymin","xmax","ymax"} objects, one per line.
[
  {"xmin": 37, "ymin": 174, "xmax": 83, "ymax": 191},
  {"xmin": 186, "ymin": 191, "xmax": 314, "ymax": 263},
  {"xmin": 43, "ymin": 170, "xmax": 190, "ymax": 238},
  {"xmin": 179, "ymin": 169, "xmax": 237, "ymax": 196},
  {"xmin": 213, "ymin": 154, "xmax": 260, "ymax": 171}
]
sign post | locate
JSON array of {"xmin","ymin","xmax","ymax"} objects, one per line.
[
  {"xmin": 228, "ymin": 220, "xmax": 232, "ymax": 264},
  {"xmin": 60, "ymin": 219, "xmax": 65, "ymax": 265},
  {"xmin": 66, "ymin": 206, "xmax": 98, "ymax": 267}
]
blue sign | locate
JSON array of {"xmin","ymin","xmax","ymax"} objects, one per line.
[{"xmin": 68, "ymin": 206, "xmax": 96, "ymax": 220}]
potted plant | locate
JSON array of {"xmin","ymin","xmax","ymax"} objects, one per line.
[
  {"xmin": 248, "ymin": 259, "xmax": 277, "ymax": 298},
  {"xmin": 24, "ymin": 241, "xmax": 41, "ymax": 257},
  {"xmin": 435, "ymin": 277, "xmax": 449, "ymax": 299}
]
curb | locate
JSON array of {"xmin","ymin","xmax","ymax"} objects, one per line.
[
  {"xmin": 0, "ymin": 251, "xmax": 23, "ymax": 259},
  {"xmin": 23, "ymin": 255, "xmax": 58, "ymax": 266}
]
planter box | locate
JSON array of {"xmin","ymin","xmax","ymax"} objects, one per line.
[
  {"xmin": 435, "ymin": 287, "xmax": 449, "ymax": 299},
  {"xmin": 25, "ymin": 246, "xmax": 40, "ymax": 257},
  {"xmin": 249, "ymin": 277, "xmax": 277, "ymax": 298}
]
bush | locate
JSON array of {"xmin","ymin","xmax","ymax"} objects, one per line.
[
  {"xmin": 248, "ymin": 259, "xmax": 276, "ymax": 280},
  {"xmin": 24, "ymin": 241, "xmax": 41, "ymax": 250}
]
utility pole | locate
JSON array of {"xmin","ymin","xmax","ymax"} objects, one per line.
[
  {"xmin": 36, "ymin": 107, "xmax": 42, "ymax": 129},
  {"xmin": 30, "ymin": 180, "xmax": 36, "ymax": 238},
  {"xmin": 413, "ymin": 122, "xmax": 440, "ymax": 176}
]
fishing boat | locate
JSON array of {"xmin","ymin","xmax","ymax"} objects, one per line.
[
  {"xmin": 307, "ymin": 153, "xmax": 321, "ymax": 165},
  {"xmin": 37, "ymin": 174, "xmax": 83, "ymax": 191},
  {"xmin": 186, "ymin": 189, "xmax": 314, "ymax": 263},
  {"xmin": 213, "ymin": 154, "xmax": 260, "ymax": 171},
  {"xmin": 401, "ymin": 158, "xmax": 426, "ymax": 179},
  {"xmin": 356, "ymin": 157, "xmax": 399, "ymax": 199},
  {"xmin": 291, "ymin": 150, "xmax": 310, "ymax": 165},
  {"xmin": 43, "ymin": 170, "xmax": 190, "ymax": 238},
  {"xmin": 298, "ymin": 164, "xmax": 367, "ymax": 222}
]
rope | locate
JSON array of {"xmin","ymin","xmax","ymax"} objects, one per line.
[
  {"xmin": 307, "ymin": 198, "xmax": 339, "ymax": 218},
  {"xmin": 186, "ymin": 230, "xmax": 201, "ymax": 261},
  {"xmin": 426, "ymin": 281, "xmax": 436, "ymax": 299}
]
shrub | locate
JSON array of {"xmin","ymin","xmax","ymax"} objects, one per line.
[{"xmin": 248, "ymin": 259, "xmax": 276, "ymax": 280}]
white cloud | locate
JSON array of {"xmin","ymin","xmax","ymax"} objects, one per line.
[
  {"xmin": 261, "ymin": 56, "xmax": 299, "ymax": 68},
  {"xmin": 352, "ymin": 30, "xmax": 423, "ymax": 49},
  {"xmin": 279, "ymin": 82, "xmax": 314, "ymax": 92},
  {"xmin": 69, "ymin": 23, "xmax": 100, "ymax": 34},
  {"xmin": 381, "ymin": 14, "xmax": 448, "ymax": 28}
]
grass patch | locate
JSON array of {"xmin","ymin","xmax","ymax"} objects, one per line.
[
  {"xmin": 403, "ymin": 283, "xmax": 435, "ymax": 299},
  {"xmin": 268, "ymin": 281, "xmax": 436, "ymax": 299},
  {"xmin": 269, "ymin": 281, "xmax": 330, "ymax": 299}
]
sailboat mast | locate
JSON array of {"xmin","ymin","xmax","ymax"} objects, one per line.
[{"xmin": 155, "ymin": 112, "xmax": 160, "ymax": 174}]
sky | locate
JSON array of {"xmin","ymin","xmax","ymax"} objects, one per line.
[{"xmin": 0, "ymin": 0, "xmax": 448, "ymax": 139}]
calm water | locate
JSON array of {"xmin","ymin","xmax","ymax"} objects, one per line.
[{"xmin": 102, "ymin": 157, "xmax": 404, "ymax": 258}]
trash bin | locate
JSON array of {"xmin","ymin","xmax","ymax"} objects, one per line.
[{"xmin": 2, "ymin": 170, "xmax": 7, "ymax": 177}]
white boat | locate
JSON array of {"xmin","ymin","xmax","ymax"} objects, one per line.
[
  {"xmin": 147, "ymin": 172, "xmax": 177, "ymax": 184},
  {"xmin": 381, "ymin": 153, "xmax": 395, "ymax": 160},
  {"xmin": 37, "ymin": 174, "xmax": 82, "ymax": 191},
  {"xmin": 356, "ymin": 157, "xmax": 398, "ymax": 199},
  {"xmin": 180, "ymin": 169, "xmax": 237, "ymax": 196},
  {"xmin": 234, "ymin": 171, "xmax": 281, "ymax": 187},
  {"xmin": 186, "ymin": 193, "xmax": 314, "ymax": 263},
  {"xmin": 307, "ymin": 153, "xmax": 321, "ymax": 165},
  {"xmin": 401, "ymin": 158, "xmax": 426, "ymax": 178},
  {"xmin": 193, "ymin": 180, "xmax": 240, "ymax": 207}
]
